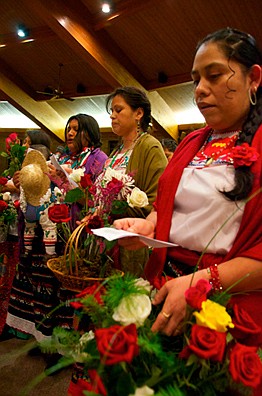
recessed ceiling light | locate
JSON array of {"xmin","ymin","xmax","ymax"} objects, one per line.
[
  {"xmin": 17, "ymin": 25, "xmax": 29, "ymax": 38},
  {"xmin": 102, "ymin": 2, "xmax": 111, "ymax": 13}
]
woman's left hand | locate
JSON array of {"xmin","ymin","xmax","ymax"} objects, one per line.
[{"xmin": 151, "ymin": 275, "xmax": 193, "ymax": 336}]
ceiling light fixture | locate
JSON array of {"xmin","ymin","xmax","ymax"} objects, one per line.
[
  {"xmin": 101, "ymin": 2, "xmax": 111, "ymax": 13},
  {"xmin": 17, "ymin": 25, "xmax": 29, "ymax": 38}
]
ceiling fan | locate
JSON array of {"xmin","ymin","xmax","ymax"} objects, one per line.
[{"xmin": 37, "ymin": 63, "xmax": 74, "ymax": 101}]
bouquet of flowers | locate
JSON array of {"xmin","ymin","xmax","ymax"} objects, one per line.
[
  {"xmin": 46, "ymin": 168, "xmax": 149, "ymax": 287},
  {"xmin": 40, "ymin": 274, "xmax": 262, "ymax": 396},
  {"xmin": 0, "ymin": 132, "xmax": 25, "ymax": 178},
  {"xmin": 0, "ymin": 177, "xmax": 18, "ymax": 227}
]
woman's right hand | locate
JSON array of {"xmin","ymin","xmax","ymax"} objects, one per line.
[{"xmin": 113, "ymin": 218, "xmax": 155, "ymax": 250}]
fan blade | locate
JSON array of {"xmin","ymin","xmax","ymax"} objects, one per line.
[{"xmin": 36, "ymin": 91, "xmax": 55, "ymax": 96}]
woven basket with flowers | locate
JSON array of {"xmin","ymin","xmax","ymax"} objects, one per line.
[{"xmin": 46, "ymin": 167, "xmax": 149, "ymax": 292}]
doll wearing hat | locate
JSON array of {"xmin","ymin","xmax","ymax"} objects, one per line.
[{"xmin": 19, "ymin": 150, "xmax": 57, "ymax": 257}]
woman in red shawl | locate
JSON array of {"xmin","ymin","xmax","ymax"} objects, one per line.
[{"xmin": 114, "ymin": 28, "xmax": 262, "ymax": 395}]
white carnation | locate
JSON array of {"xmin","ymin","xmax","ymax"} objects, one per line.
[
  {"xmin": 112, "ymin": 294, "xmax": 152, "ymax": 327},
  {"xmin": 134, "ymin": 278, "xmax": 152, "ymax": 294},
  {"xmin": 2, "ymin": 192, "xmax": 11, "ymax": 201},
  {"xmin": 129, "ymin": 385, "xmax": 154, "ymax": 396},
  {"xmin": 127, "ymin": 187, "xmax": 149, "ymax": 208}
]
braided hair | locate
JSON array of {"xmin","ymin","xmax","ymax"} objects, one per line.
[{"xmin": 196, "ymin": 28, "xmax": 262, "ymax": 200}]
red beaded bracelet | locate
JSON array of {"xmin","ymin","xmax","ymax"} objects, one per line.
[{"xmin": 207, "ymin": 264, "xmax": 223, "ymax": 292}]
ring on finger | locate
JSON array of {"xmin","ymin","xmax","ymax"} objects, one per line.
[{"xmin": 161, "ymin": 311, "xmax": 171, "ymax": 319}]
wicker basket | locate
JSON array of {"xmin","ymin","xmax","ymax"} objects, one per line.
[
  {"xmin": 47, "ymin": 256, "xmax": 122, "ymax": 292},
  {"xmin": 47, "ymin": 221, "xmax": 122, "ymax": 292}
]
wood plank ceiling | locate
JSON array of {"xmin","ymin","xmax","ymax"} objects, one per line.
[{"xmin": 0, "ymin": 0, "xmax": 261, "ymax": 141}]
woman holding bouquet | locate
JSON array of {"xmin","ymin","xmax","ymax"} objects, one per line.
[
  {"xmin": 114, "ymin": 28, "xmax": 262, "ymax": 395},
  {"xmin": 99, "ymin": 86, "xmax": 167, "ymax": 275}
]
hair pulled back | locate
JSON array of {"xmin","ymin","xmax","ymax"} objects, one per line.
[
  {"xmin": 106, "ymin": 86, "xmax": 152, "ymax": 132},
  {"xmin": 196, "ymin": 28, "xmax": 262, "ymax": 200}
]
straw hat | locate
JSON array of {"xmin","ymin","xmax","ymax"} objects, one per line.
[{"xmin": 20, "ymin": 150, "xmax": 50, "ymax": 206}]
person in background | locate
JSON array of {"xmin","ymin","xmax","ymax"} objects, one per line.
[
  {"xmin": 101, "ymin": 86, "xmax": 167, "ymax": 275},
  {"xmin": 54, "ymin": 144, "xmax": 65, "ymax": 160},
  {"xmin": 49, "ymin": 113, "xmax": 108, "ymax": 228},
  {"xmin": 114, "ymin": 28, "xmax": 262, "ymax": 396},
  {"xmin": 161, "ymin": 138, "xmax": 177, "ymax": 162}
]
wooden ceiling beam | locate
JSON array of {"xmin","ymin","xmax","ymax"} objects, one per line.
[
  {"xmin": 0, "ymin": 71, "xmax": 65, "ymax": 140},
  {"xmin": 19, "ymin": 0, "xmax": 178, "ymax": 138},
  {"xmin": 91, "ymin": 0, "xmax": 155, "ymax": 31}
]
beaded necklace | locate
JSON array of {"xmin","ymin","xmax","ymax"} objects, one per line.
[
  {"xmin": 107, "ymin": 132, "xmax": 146, "ymax": 170},
  {"xmin": 107, "ymin": 145, "xmax": 131, "ymax": 169},
  {"xmin": 194, "ymin": 129, "xmax": 241, "ymax": 166}
]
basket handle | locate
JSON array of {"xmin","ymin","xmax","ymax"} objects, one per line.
[{"xmin": 64, "ymin": 215, "xmax": 91, "ymax": 276}]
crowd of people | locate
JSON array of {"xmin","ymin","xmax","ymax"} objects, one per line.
[{"xmin": 0, "ymin": 26, "xmax": 261, "ymax": 396}]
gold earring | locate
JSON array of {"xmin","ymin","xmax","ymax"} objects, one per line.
[
  {"xmin": 248, "ymin": 87, "xmax": 257, "ymax": 106},
  {"xmin": 137, "ymin": 120, "xmax": 141, "ymax": 135}
]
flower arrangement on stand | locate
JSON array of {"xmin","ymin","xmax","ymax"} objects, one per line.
[
  {"xmin": 39, "ymin": 274, "xmax": 262, "ymax": 396},
  {"xmin": 46, "ymin": 168, "xmax": 149, "ymax": 291}
]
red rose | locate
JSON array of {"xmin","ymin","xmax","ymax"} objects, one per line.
[
  {"xmin": 0, "ymin": 201, "xmax": 8, "ymax": 212},
  {"xmin": 185, "ymin": 279, "xmax": 212, "ymax": 310},
  {"xmin": 88, "ymin": 369, "xmax": 107, "ymax": 396},
  {"xmin": 230, "ymin": 304, "xmax": 261, "ymax": 344},
  {"xmin": 95, "ymin": 324, "xmax": 139, "ymax": 365},
  {"xmin": 0, "ymin": 177, "xmax": 8, "ymax": 186},
  {"xmin": 80, "ymin": 174, "xmax": 92, "ymax": 189},
  {"xmin": 68, "ymin": 372, "xmax": 107, "ymax": 396},
  {"xmin": 229, "ymin": 343, "xmax": 262, "ymax": 388},
  {"xmin": 48, "ymin": 203, "xmax": 71, "ymax": 223},
  {"xmin": 231, "ymin": 143, "xmax": 259, "ymax": 168},
  {"xmin": 186, "ymin": 324, "xmax": 226, "ymax": 362},
  {"xmin": 13, "ymin": 200, "xmax": 20, "ymax": 210},
  {"xmin": 85, "ymin": 215, "xmax": 104, "ymax": 234},
  {"xmin": 70, "ymin": 283, "xmax": 105, "ymax": 309}
]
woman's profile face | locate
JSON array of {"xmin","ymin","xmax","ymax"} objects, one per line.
[
  {"xmin": 109, "ymin": 95, "xmax": 139, "ymax": 137},
  {"xmin": 23, "ymin": 135, "xmax": 31, "ymax": 149},
  {"xmin": 66, "ymin": 118, "xmax": 79, "ymax": 153},
  {"xmin": 191, "ymin": 42, "xmax": 251, "ymax": 132}
]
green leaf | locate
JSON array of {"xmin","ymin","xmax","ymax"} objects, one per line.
[
  {"xmin": 111, "ymin": 200, "xmax": 128, "ymax": 215},
  {"xmin": 0, "ymin": 152, "xmax": 9, "ymax": 158},
  {"xmin": 65, "ymin": 187, "xmax": 84, "ymax": 202}
]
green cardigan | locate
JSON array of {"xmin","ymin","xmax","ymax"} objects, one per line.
[{"xmin": 125, "ymin": 133, "xmax": 167, "ymax": 218}]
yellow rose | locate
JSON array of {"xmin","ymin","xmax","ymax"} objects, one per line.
[
  {"xmin": 193, "ymin": 299, "xmax": 234, "ymax": 333},
  {"xmin": 127, "ymin": 187, "xmax": 149, "ymax": 208}
]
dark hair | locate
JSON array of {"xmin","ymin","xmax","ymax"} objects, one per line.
[
  {"xmin": 26, "ymin": 130, "xmax": 51, "ymax": 150},
  {"xmin": 106, "ymin": 86, "xmax": 152, "ymax": 132},
  {"xmin": 196, "ymin": 28, "xmax": 262, "ymax": 201},
  {"xmin": 55, "ymin": 145, "xmax": 65, "ymax": 154},
  {"xmin": 65, "ymin": 113, "xmax": 102, "ymax": 153},
  {"xmin": 161, "ymin": 138, "xmax": 177, "ymax": 152},
  {"xmin": 30, "ymin": 144, "xmax": 51, "ymax": 160}
]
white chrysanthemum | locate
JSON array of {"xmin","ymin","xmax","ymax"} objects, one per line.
[
  {"xmin": 113, "ymin": 294, "xmax": 152, "ymax": 327},
  {"xmin": 129, "ymin": 385, "xmax": 154, "ymax": 396},
  {"xmin": 69, "ymin": 168, "xmax": 85, "ymax": 183}
]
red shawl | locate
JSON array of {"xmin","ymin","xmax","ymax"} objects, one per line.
[{"xmin": 144, "ymin": 124, "xmax": 262, "ymax": 281}]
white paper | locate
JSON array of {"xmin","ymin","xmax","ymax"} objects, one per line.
[
  {"xmin": 50, "ymin": 154, "xmax": 78, "ymax": 187},
  {"xmin": 91, "ymin": 227, "xmax": 178, "ymax": 248}
]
